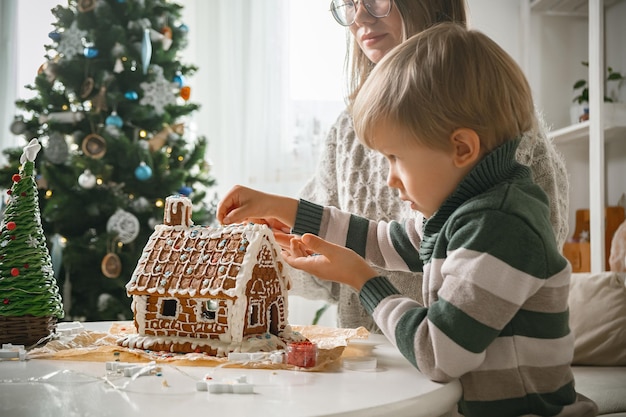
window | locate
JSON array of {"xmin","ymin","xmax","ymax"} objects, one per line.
[
  {"xmin": 202, "ymin": 299, "xmax": 219, "ymax": 321},
  {"xmin": 249, "ymin": 302, "xmax": 261, "ymax": 326},
  {"xmin": 161, "ymin": 299, "xmax": 178, "ymax": 317}
]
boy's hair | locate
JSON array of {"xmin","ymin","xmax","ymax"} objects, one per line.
[
  {"xmin": 347, "ymin": 0, "xmax": 468, "ymax": 105},
  {"xmin": 352, "ymin": 23, "xmax": 537, "ymax": 152}
]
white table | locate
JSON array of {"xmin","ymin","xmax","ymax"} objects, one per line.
[{"xmin": 0, "ymin": 322, "xmax": 462, "ymax": 417}]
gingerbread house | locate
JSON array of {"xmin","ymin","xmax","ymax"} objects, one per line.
[{"xmin": 118, "ymin": 195, "xmax": 298, "ymax": 356}]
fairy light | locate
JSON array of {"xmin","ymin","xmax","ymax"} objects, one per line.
[
  {"xmin": 45, "ymin": 190, "xmax": 53, "ymax": 199},
  {"xmin": 155, "ymin": 199, "xmax": 164, "ymax": 208},
  {"xmin": 139, "ymin": 130, "xmax": 148, "ymax": 138}
]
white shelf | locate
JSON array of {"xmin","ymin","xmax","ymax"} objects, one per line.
[
  {"xmin": 530, "ymin": 0, "xmax": 622, "ymax": 15},
  {"xmin": 549, "ymin": 102, "xmax": 626, "ymax": 144}
]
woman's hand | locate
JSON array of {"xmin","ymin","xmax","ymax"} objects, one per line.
[
  {"xmin": 282, "ymin": 234, "xmax": 378, "ymax": 291},
  {"xmin": 217, "ymin": 185, "xmax": 299, "ymax": 228}
]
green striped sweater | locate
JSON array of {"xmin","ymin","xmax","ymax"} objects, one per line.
[{"xmin": 293, "ymin": 140, "xmax": 597, "ymax": 417}]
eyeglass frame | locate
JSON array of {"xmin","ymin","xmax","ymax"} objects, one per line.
[{"xmin": 329, "ymin": 0, "xmax": 394, "ymax": 27}]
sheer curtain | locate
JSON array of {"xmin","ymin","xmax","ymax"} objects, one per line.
[
  {"xmin": 181, "ymin": 0, "xmax": 290, "ymax": 197},
  {"xmin": 0, "ymin": 0, "xmax": 19, "ymax": 157}
]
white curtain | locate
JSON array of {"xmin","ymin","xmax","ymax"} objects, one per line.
[
  {"xmin": 0, "ymin": 0, "xmax": 19, "ymax": 157},
  {"xmin": 181, "ymin": 0, "xmax": 290, "ymax": 196}
]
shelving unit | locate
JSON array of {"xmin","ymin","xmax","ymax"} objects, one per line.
[{"xmin": 522, "ymin": 0, "xmax": 626, "ymax": 273}]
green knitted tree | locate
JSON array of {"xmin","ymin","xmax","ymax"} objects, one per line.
[{"xmin": 0, "ymin": 139, "xmax": 63, "ymax": 347}]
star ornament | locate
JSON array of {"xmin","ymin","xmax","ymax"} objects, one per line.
[{"xmin": 20, "ymin": 139, "xmax": 42, "ymax": 164}]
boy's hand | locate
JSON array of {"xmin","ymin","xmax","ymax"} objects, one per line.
[
  {"xmin": 216, "ymin": 185, "xmax": 299, "ymax": 228},
  {"xmin": 282, "ymin": 234, "xmax": 378, "ymax": 291}
]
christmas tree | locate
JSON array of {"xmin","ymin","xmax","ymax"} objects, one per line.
[
  {"xmin": 0, "ymin": 139, "xmax": 64, "ymax": 347},
  {"xmin": 1, "ymin": 0, "xmax": 216, "ymax": 321}
]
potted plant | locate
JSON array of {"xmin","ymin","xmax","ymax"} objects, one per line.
[{"xmin": 572, "ymin": 61, "xmax": 624, "ymax": 123}]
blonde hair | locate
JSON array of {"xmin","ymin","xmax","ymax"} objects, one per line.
[
  {"xmin": 352, "ymin": 23, "xmax": 536, "ymax": 152},
  {"xmin": 346, "ymin": 0, "xmax": 468, "ymax": 106}
]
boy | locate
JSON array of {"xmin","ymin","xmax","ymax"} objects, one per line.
[{"xmin": 217, "ymin": 23, "xmax": 596, "ymax": 417}]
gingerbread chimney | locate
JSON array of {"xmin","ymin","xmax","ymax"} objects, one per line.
[{"xmin": 163, "ymin": 195, "xmax": 193, "ymax": 227}]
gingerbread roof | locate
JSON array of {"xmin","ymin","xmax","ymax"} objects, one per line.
[{"xmin": 127, "ymin": 222, "xmax": 288, "ymax": 299}]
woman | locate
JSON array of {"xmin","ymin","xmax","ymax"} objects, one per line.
[{"xmin": 290, "ymin": 0, "xmax": 569, "ymax": 332}]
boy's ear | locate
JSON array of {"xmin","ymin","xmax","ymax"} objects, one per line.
[{"xmin": 449, "ymin": 128, "xmax": 481, "ymax": 168}]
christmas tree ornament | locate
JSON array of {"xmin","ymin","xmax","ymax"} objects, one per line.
[
  {"xmin": 48, "ymin": 31, "xmax": 61, "ymax": 42},
  {"xmin": 81, "ymin": 133, "xmax": 107, "ymax": 159},
  {"xmin": 125, "ymin": 90, "xmax": 139, "ymax": 100},
  {"xmin": 80, "ymin": 77, "xmax": 95, "ymax": 98},
  {"xmin": 179, "ymin": 24, "xmax": 189, "ymax": 33},
  {"xmin": 105, "ymin": 111, "xmax": 123, "ymax": 128},
  {"xmin": 83, "ymin": 46, "xmax": 99, "ymax": 59},
  {"xmin": 140, "ymin": 66, "xmax": 176, "ymax": 115},
  {"xmin": 78, "ymin": 0, "xmax": 97, "ymax": 13},
  {"xmin": 0, "ymin": 139, "xmax": 64, "ymax": 346},
  {"xmin": 113, "ymin": 58, "xmax": 124, "ymax": 73},
  {"xmin": 180, "ymin": 85, "xmax": 191, "ymax": 101},
  {"xmin": 44, "ymin": 132, "xmax": 69, "ymax": 164},
  {"xmin": 161, "ymin": 26, "xmax": 173, "ymax": 39},
  {"xmin": 39, "ymin": 111, "xmax": 84, "ymax": 124},
  {"xmin": 141, "ymin": 28, "xmax": 152, "ymax": 75},
  {"xmin": 148, "ymin": 124, "xmax": 172, "ymax": 152},
  {"xmin": 9, "ymin": 117, "xmax": 27, "ymax": 135},
  {"xmin": 57, "ymin": 22, "xmax": 88, "ymax": 60},
  {"xmin": 106, "ymin": 209, "xmax": 140, "ymax": 244},
  {"xmin": 134, "ymin": 162, "xmax": 153, "ymax": 181},
  {"xmin": 78, "ymin": 169, "xmax": 97, "ymax": 189},
  {"xmin": 101, "ymin": 252, "xmax": 122, "ymax": 279},
  {"xmin": 37, "ymin": 62, "xmax": 59, "ymax": 83},
  {"xmin": 92, "ymin": 86, "xmax": 108, "ymax": 113},
  {"xmin": 178, "ymin": 185, "xmax": 192, "ymax": 196},
  {"xmin": 173, "ymin": 72, "xmax": 185, "ymax": 88},
  {"xmin": 130, "ymin": 196, "xmax": 151, "ymax": 212}
]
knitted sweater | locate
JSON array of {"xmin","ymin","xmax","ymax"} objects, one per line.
[
  {"xmin": 294, "ymin": 109, "xmax": 570, "ymax": 331},
  {"xmin": 293, "ymin": 140, "xmax": 595, "ymax": 417}
]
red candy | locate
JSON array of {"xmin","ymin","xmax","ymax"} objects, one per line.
[
  {"xmin": 286, "ymin": 341, "xmax": 318, "ymax": 368},
  {"xmin": 10, "ymin": 268, "xmax": 19, "ymax": 277},
  {"xmin": 6, "ymin": 222, "xmax": 16, "ymax": 231},
  {"xmin": 12, "ymin": 174, "xmax": 21, "ymax": 183}
]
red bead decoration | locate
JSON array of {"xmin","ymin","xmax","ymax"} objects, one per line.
[
  {"xmin": 24, "ymin": 264, "xmax": 29, "ymax": 269},
  {"xmin": 3, "ymin": 299, "xmax": 9, "ymax": 305},
  {"xmin": 12, "ymin": 174, "xmax": 21, "ymax": 183},
  {"xmin": 6, "ymin": 190, "xmax": 12, "ymax": 195},
  {"xmin": 21, "ymin": 192, "xmax": 26, "ymax": 197},
  {"xmin": 6, "ymin": 221, "xmax": 16, "ymax": 231},
  {"xmin": 10, "ymin": 268, "xmax": 19, "ymax": 277}
]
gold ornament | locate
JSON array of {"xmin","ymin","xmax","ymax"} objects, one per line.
[
  {"xmin": 82, "ymin": 133, "xmax": 107, "ymax": 159},
  {"xmin": 101, "ymin": 252, "xmax": 122, "ymax": 278}
]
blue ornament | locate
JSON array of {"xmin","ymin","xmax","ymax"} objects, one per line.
[
  {"xmin": 178, "ymin": 186, "xmax": 193, "ymax": 196},
  {"xmin": 173, "ymin": 73, "xmax": 185, "ymax": 88},
  {"xmin": 178, "ymin": 24, "xmax": 189, "ymax": 33},
  {"xmin": 125, "ymin": 91, "xmax": 138, "ymax": 100},
  {"xmin": 105, "ymin": 111, "xmax": 123, "ymax": 128},
  {"xmin": 134, "ymin": 162, "xmax": 152, "ymax": 181},
  {"xmin": 48, "ymin": 31, "xmax": 61, "ymax": 42},
  {"xmin": 83, "ymin": 47, "xmax": 99, "ymax": 58}
]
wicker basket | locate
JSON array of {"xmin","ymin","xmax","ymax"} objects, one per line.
[{"xmin": 0, "ymin": 315, "xmax": 57, "ymax": 347}]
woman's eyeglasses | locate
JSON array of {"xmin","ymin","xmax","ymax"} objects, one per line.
[{"xmin": 330, "ymin": 0, "xmax": 393, "ymax": 27}]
